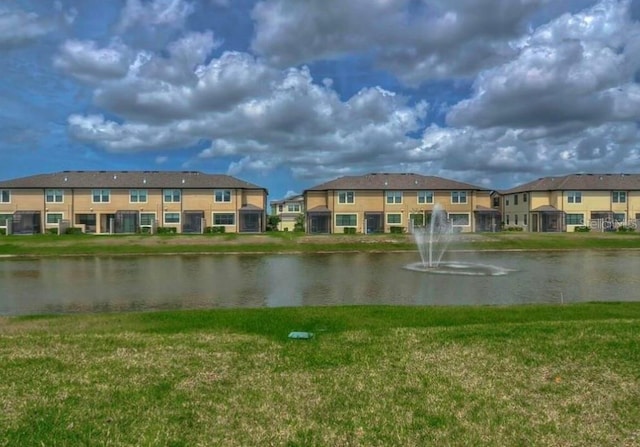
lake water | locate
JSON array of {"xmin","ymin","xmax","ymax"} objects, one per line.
[{"xmin": 1, "ymin": 250, "xmax": 639, "ymax": 315}]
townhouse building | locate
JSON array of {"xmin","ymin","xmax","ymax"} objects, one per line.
[
  {"xmin": 269, "ymin": 194, "xmax": 304, "ymax": 231},
  {"xmin": 501, "ymin": 173, "xmax": 640, "ymax": 232},
  {"xmin": 303, "ymin": 173, "xmax": 498, "ymax": 234},
  {"xmin": 0, "ymin": 171, "xmax": 267, "ymax": 234}
]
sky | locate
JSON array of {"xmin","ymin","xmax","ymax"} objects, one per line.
[{"xmin": 1, "ymin": 0, "xmax": 640, "ymax": 200}]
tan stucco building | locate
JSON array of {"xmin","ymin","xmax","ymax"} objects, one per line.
[
  {"xmin": 270, "ymin": 195, "xmax": 304, "ymax": 231},
  {"xmin": 501, "ymin": 173, "xmax": 640, "ymax": 232},
  {"xmin": 303, "ymin": 172, "xmax": 497, "ymax": 234},
  {"xmin": 0, "ymin": 171, "xmax": 267, "ymax": 234}
]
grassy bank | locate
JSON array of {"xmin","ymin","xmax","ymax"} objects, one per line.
[
  {"xmin": 2, "ymin": 230, "xmax": 640, "ymax": 256},
  {"xmin": 1, "ymin": 304, "xmax": 639, "ymax": 446}
]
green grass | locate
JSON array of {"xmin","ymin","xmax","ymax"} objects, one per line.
[
  {"xmin": 1, "ymin": 304, "xmax": 640, "ymax": 446},
  {"xmin": 2, "ymin": 231, "xmax": 640, "ymax": 256}
]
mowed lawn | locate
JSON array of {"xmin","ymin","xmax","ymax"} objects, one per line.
[{"xmin": 1, "ymin": 304, "xmax": 639, "ymax": 446}]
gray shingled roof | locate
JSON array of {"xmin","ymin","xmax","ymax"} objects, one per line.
[
  {"xmin": 502, "ymin": 173, "xmax": 640, "ymax": 194},
  {"xmin": 0, "ymin": 171, "xmax": 267, "ymax": 191},
  {"xmin": 305, "ymin": 173, "xmax": 489, "ymax": 192}
]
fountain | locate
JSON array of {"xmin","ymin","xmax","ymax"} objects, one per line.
[{"xmin": 405, "ymin": 203, "xmax": 512, "ymax": 276}]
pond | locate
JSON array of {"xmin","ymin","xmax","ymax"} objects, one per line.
[{"xmin": 1, "ymin": 250, "xmax": 639, "ymax": 315}]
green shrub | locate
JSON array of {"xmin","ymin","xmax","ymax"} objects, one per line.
[
  {"xmin": 157, "ymin": 227, "xmax": 177, "ymax": 234},
  {"xmin": 64, "ymin": 227, "xmax": 84, "ymax": 235},
  {"xmin": 205, "ymin": 226, "xmax": 226, "ymax": 234},
  {"xmin": 574, "ymin": 226, "xmax": 591, "ymax": 232},
  {"xmin": 389, "ymin": 226, "xmax": 405, "ymax": 234},
  {"xmin": 506, "ymin": 226, "xmax": 523, "ymax": 231},
  {"xmin": 0, "ymin": 228, "xmax": 5, "ymax": 235},
  {"xmin": 343, "ymin": 227, "xmax": 356, "ymax": 234},
  {"xmin": 617, "ymin": 225, "xmax": 634, "ymax": 233},
  {"xmin": 46, "ymin": 228, "xmax": 59, "ymax": 235}
]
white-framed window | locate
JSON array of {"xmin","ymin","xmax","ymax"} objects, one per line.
[
  {"xmin": 287, "ymin": 204, "xmax": 301, "ymax": 212},
  {"xmin": 338, "ymin": 191, "xmax": 355, "ymax": 204},
  {"xmin": 140, "ymin": 213, "xmax": 156, "ymax": 227},
  {"xmin": 214, "ymin": 189, "xmax": 231, "ymax": 203},
  {"xmin": 0, "ymin": 213, "xmax": 13, "ymax": 226},
  {"xmin": 46, "ymin": 189, "xmax": 63, "ymax": 203},
  {"xmin": 612, "ymin": 191, "xmax": 626, "ymax": 203},
  {"xmin": 213, "ymin": 213, "xmax": 235, "ymax": 225},
  {"xmin": 386, "ymin": 213, "xmax": 402, "ymax": 224},
  {"xmin": 0, "ymin": 190, "xmax": 9, "ymax": 203},
  {"xmin": 417, "ymin": 191, "xmax": 434, "ymax": 204},
  {"xmin": 164, "ymin": 189, "xmax": 181, "ymax": 203},
  {"xmin": 386, "ymin": 191, "xmax": 402, "ymax": 204},
  {"xmin": 409, "ymin": 213, "xmax": 424, "ymax": 226},
  {"xmin": 46, "ymin": 212, "xmax": 63, "ymax": 225},
  {"xmin": 335, "ymin": 214, "xmax": 357, "ymax": 226},
  {"xmin": 567, "ymin": 191, "xmax": 582, "ymax": 204},
  {"xmin": 451, "ymin": 191, "xmax": 467, "ymax": 204},
  {"xmin": 164, "ymin": 212, "xmax": 180, "ymax": 224},
  {"xmin": 449, "ymin": 213, "xmax": 470, "ymax": 226},
  {"xmin": 614, "ymin": 213, "xmax": 626, "ymax": 223},
  {"xmin": 130, "ymin": 189, "xmax": 148, "ymax": 203},
  {"xmin": 92, "ymin": 189, "xmax": 110, "ymax": 203},
  {"xmin": 566, "ymin": 214, "xmax": 584, "ymax": 225}
]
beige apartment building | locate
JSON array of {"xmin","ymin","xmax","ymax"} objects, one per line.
[
  {"xmin": 269, "ymin": 194, "xmax": 304, "ymax": 231},
  {"xmin": 0, "ymin": 171, "xmax": 267, "ymax": 234},
  {"xmin": 501, "ymin": 173, "xmax": 640, "ymax": 232},
  {"xmin": 303, "ymin": 173, "xmax": 497, "ymax": 234}
]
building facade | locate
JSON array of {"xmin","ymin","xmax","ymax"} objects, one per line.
[
  {"xmin": 303, "ymin": 173, "xmax": 497, "ymax": 234},
  {"xmin": 0, "ymin": 171, "xmax": 268, "ymax": 234},
  {"xmin": 501, "ymin": 173, "xmax": 640, "ymax": 232},
  {"xmin": 269, "ymin": 195, "xmax": 304, "ymax": 231}
]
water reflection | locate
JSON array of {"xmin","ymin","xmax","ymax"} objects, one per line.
[{"xmin": 1, "ymin": 251, "xmax": 639, "ymax": 315}]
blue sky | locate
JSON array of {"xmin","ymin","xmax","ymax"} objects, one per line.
[{"xmin": 1, "ymin": 0, "xmax": 640, "ymax": 200}]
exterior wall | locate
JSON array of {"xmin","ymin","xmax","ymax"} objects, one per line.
[
  {"xmin": 504, "ymin": 189, "xmax": 640, "ymax": 232},
  {"xmin": 305, "ymin": 188, "xmax": 484, "ymax": 233},
  {"xmin": 0, "ymin": 186, "xmax": 266, "ymax": 234},
  {"xmin": 503, "ymin": 191, "xmax": 531, "ymax": 230}
]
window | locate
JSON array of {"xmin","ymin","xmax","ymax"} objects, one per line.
[
  {"xmin": 92, "ymin": 189, "xmax": 110, "ymax": 203},
  {"xmin": 515, "ymin": 215, "xmax": 519, "ymax": 225},
  {"xmin": 130, "ymin": 189, "xmax": 148, "ymax": 203},
  {"xmin": 0, "ymin": 213, "xmax": 12, "ymax": 226},
  {"xmin": 614, "ymin": 213, "xmax": 626, "ymax": 223},
  {"xmin": 409, "ymin": 213, "xmax": 424, "ymax": 226},
  {"xmin": 524, "ymin": 214, "xmax": 528, "ymax": 225},
  {"xmin": 565, "ymin": 214, "xmax": 584, "ymax": 225},
  {"xmin": 46, "ymin": 189, "xmax": 63, "ymax": 203},
  {"xmin": 46, "ymin": 213, "xmax": 63, "ymax": 224},
  {"xmin": 449, "ymin": 213, "xmax": 470, "ymax": 226},
  {"xmin": 523, "ymin": 193, "xmax": 528, "ymax": 203},
  {"xmin": 164, "ymin": 189, "xmax": 181, "ymax": 203},
  {"xmin": 287, "ymin": 204, "xmax": 300, "ymax": 212},
  {"xmin": 0, "ymin": 190, "xmax": 9, "ymax": 203},
  {"xmin": 215, "ymin": 189, "xmax": 231, "ymax": 203},
  {"xmin": 164, "ymin": 212, "xmax": 180, "ymax": 224},
  {"xmin": 140, "ymin": 213, "xmax": 156, "ymax": 226},
  {"xmin": 417, "ymin": 191, "xmax": 434, "ymax": 204},
  {"xmin": 386, "ymin": 213, "xmax": 402, "ymax": 224},
  {"xmin": 514, "ymin": 194, "xmax": 518, "ymax": 205},
  {"xmin": 338, "ymin": 191, "xmax": 354, "ymax": 204},
  {"xmin": 612, "ymin": 191, "xmax": 627, "ymax": 203},
  {"xmin": 505, "ymin": 198, "xmax": 509, "ymax": 206},
  {"xmin": 506, "ymin": 215, "xmax": 510, "ymax": 225},
  {"xmin": 335, "ymin": 214, "xmax": 357, "ymax": 226},
  {"xmin": 451, "ymin": 191, "xmax": 467, "ymax": 204},
  {"xmin": 386, "ymin": 191, "xmax": 402, "ymax": 204},
  {"xmin": 214, "ymin": 213, "xmax": 235, "ymax": 225},
  {"xmin": 567, "ymin": 191, "xmax": 582, "ymax": 204}
]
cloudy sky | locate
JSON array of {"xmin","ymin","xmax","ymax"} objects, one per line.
[{"xmin": 2, "ymin": 0, "xmax": 640, "ymax": 199}]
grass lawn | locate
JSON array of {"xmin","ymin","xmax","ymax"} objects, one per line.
[
  {"xmin": 1, "ymin": 304, "xmax": 639, "ymax": 446},
  {"xmin": 2, "ymin": 230, "xmax": 640, "ymax": 256}
]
